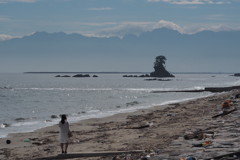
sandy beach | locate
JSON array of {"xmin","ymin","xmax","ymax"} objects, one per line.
[{"xmin": 0, "ymin": 89, "xmax": 240, "ymax": 160}]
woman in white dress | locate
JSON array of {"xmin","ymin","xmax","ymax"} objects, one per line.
[{"xmin": 59, "ymin": 114, "xmax": 70, "ymax": 153}]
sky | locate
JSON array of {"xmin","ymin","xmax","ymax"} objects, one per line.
[
  {"xmin": 0, "ymin": 0, "xmax": 240, "ymax": 73},
  {"xmin": 0, "ymin": 0, "xmax": 240, "ymax": 40}
]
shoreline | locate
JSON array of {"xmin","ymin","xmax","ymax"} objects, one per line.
[
  {"xmin": 0, "ymin": 90, "xmax": 239, "ymax": 159},
  {"xmin": 0, "ymin": 92, "xmax": 213, "ymax": 139},
  {"xmin": 3, "ymin": 83, "xmax": 238, "ymax": 139}
]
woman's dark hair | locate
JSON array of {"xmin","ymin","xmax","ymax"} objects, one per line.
[{"xmin": 61, "ymin": 114, "xmax": 67, "ymax": 124}]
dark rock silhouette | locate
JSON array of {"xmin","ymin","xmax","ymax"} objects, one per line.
[
  {"xmin": 122, "ymin": 74, "xmax": 150, "ymax": 78},
  {"xmin": 72, "ymin": 74, "xmax": 90, "ymax": 78},
  {"xmin": 1, "ymin": 123, "xmax": 10, "ymax": 128},
  {"xmin": 139, "ymin": 74, "xmax": 150, "ymax": 77},
  {"xmin": 55, "ymin": 74, "xmax": 96, "ymax": 78},
  {"xmin": 55, "ymin": 75, "xmax": 71, "ymax": 77},
  {"xmin": 150, "ymin": 55, "xmax": 174, "ymax": 78},
  {"xmin": 62, "ymin": 75, "xmax": 71, "ymax": 77},
  {"xmin": 126, "ymin": 101, "xmax": 139, "ymax": 106},
  {"xmin": 0, "ymin": 86, "xmax": 12, "ymax": 89},
  {"xmin": 144, "ymin": 78, "xmax": 172, "ymax": 81},
  {"xmin": 51, "ymin": 115, "xmax": 58, "ymax": 119},
  {"xmin": 234, "ymin": 73, "xmax": 240, "ymax": 77},
  {"xmin": 15, "ymin": 118, "xmax": 26, "ymax": 121}
]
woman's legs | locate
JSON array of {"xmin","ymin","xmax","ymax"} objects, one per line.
[
  {"xmin": 64, "ymin": 143, "xmax": 68, "ymax": 153},
  {"xmin": 60, "ymin": 143, "xmax": 64, "ymax": 153},
  {"xmin": 60, "ymin": 142, "xmax": 69, "ymax": 153}
]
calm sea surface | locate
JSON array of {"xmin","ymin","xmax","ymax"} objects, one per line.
[{"xmin": 0, "ymin": 73, "xmax": 239, "ymax": 138}]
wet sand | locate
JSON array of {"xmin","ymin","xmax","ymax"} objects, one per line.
[{"xmin": 0, "ymin": 90, "xmax": 239, "ymax": 160}]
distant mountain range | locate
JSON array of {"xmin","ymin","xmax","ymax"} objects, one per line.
[{"xmin": 0, "ymin": 28, "xmax": 239, "ymax": 72}]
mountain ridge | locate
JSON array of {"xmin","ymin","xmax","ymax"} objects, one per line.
[{"xmin": 0, "ymin": 28, "xmax": 239, "ymax": 72}]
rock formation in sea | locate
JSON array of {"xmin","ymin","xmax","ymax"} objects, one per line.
[
  {"xmin": 150, "ymin": 55, "xmax": 175, "ymax": 78},
  {"xmin": 72, "ymin": 74, "xmax": 90, "ymax": 78},
  {"xmin": 234, "ymin": 73, "xmax": 240, "ymax": 77}
]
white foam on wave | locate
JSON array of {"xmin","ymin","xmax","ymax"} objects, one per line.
[
  {"xmin": 230, "ymin": 79, "xmax": 240, "ymax": 86},
  {"xmin": 121, "ymin": 88, "xmax": 180, "ymax": 92},
  {"xmin": 120, "ymin": 88, "xmax": 155, "ymax": 92},
  {"xmin": 120, "ymin": 87, "xmax": 203, "ymax": 92},
  {"xmin": 15, "ymin": 88, "xmax": 113, "ymax": 91},
  {"xmin": 0, "ymin": 123, "xmax": 7, "ymax": 128},
  {"xmin": 192, "ymin": 86, "xmax": 205, "ymax": 90},
  {"xmin": 67, "ymin": 92, "xmax": 214, "ymax": 125},
  {"xmin": 11, "ymin": 121, "xmax": 41, "ymax": 127},
  {"xmin": 0, "ymin": 120, "xmax": 57, "ymax": 138},
  {"xmin": 150, "ymin": 86, "xmax": 205, "ymax": 92},
  {"xmin": 0, "ymin": 133, "xmax": 8, "ymax": 138},
  {"xmin": 12, "ymin": 86, "xmax": 207, "ymax": 92},
  {"xmin": 87, "ymin": 109, "xmax": 101, "ymax": 113}
]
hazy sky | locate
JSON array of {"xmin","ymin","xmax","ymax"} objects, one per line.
[
  {"xmin": 0, "ymin": 0, "xmax": 240, "ymax": 73},
  {"xmin": 1, "ymin": 0, "xmax": 240, "ymax": 40}
]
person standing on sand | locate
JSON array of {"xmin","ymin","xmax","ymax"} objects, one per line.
[{"xmin": 59, "ymin": 114, "xmax": 71, "ymax": 153}]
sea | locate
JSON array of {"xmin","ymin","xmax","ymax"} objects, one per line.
[{"xmin": 0, "ymin": 73, "xmax": 240, "ymax": 138}]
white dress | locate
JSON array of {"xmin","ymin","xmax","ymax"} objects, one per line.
[{"xmin": 59, "ymin": 121, "xmax": 69, "ymax": 143}]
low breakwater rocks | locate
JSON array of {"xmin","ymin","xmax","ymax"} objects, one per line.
[
  {"xmin": 123, "ymin": 74, "xmax": 173, "ymax": 81},
  {"xmin": 55, "ymin": 74, "xmax": 98, "ymax": 78},
  {"xmin": 123, "ymin": 74, "xmax": 150, "ymax": 78},
  {"xmin": 233, "ymin": 73, "xmax": 240, "ymax": 77}
]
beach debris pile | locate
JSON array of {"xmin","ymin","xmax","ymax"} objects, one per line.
[
  {"xmin": 143, "ymin": 92, "xmax": 240, "ymax": 160},
  {"xmin": 105, "ymin": 92, "xmax": 240, "ymax": 160}
]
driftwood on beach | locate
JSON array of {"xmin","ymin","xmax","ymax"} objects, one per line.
[
  {"xmin": 125, "ymin": 124, "xmax": 151, "ymax": 129},
  {"xmin": 205, "ymin": 151, "xmax": 240, "ymax": 160},
  {"xmin": 212, "ymin": 108, "xmax": 237, "ymax": 118},
  {"xmin": 184, "ymin": 130, "xmax": 214, "ymax": 140},
  {"xmin": 36, "ymin": 150, "xmax": 145, "ymax": 160}
]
